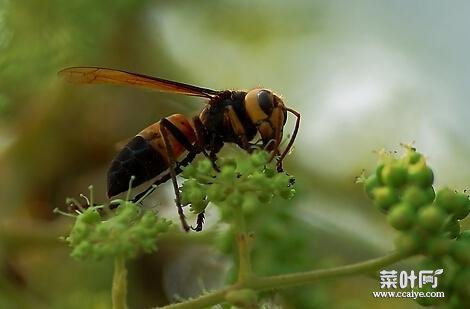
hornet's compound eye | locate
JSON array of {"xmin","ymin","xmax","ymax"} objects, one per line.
[{"xmin": 257, "ymin": 90, "xmax": 274, "ymax": 115}]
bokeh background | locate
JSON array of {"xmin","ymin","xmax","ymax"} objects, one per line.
[{"xmin": 0, "ymin": 0, "xmax": 469, "ymax": 308}]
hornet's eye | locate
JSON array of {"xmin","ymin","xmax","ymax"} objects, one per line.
[{"xmin": 257, "ymin": 90, "xmax": 274, "ymax": 115}]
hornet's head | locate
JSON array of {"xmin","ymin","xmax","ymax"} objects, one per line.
[{"xmin": 244, "ymin": 88, "xmax": 287, "ymax": 150}]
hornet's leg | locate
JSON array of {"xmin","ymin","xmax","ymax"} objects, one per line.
[
  {"xmin": 193, "ymin": 116, "xmax": 220, "ymax": 172},
  {"xmin": 277, "ymin": 108, "xmax": 301, "ymax": 172},
  {"xmin": 192, "ymin": 211, "xmax": 205, "ymax": 232},
  {"xmin": 159, "ymin": 118, "xmax": 196, "ymax": 232},
  {"xmin": 225, "ymin": 105, "xmax": 251, "ymax": 152},
  {"xmin": 161, "ymin": 117, "xmax": 212, "ymax": 232},
  {"xmin": 269, "ymin": 107, "xmax": 284, "ymax": 172},
  {"xmin": 132, "ymin": 118, "xmax": 201, "ymax": 204}
]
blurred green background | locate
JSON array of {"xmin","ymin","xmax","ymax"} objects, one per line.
[{"xmin": 0, "ymin": 0, "xmax": 469, "ymax": 308}]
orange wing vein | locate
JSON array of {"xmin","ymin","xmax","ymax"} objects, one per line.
[{"xmin": 58, "ymin": 67, "xmax": 219, "ymax": 98}]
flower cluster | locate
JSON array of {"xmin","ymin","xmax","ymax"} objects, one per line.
[
  {"xmin": 362, "ymin": 147, "xmax": 470, "ymax": 306},
  {"xmin": 180, "ymin": 150, "xmax": 296, "ymax": 219},
  {"xmin": 59, "ymin": 198, "xmax": 171, "ymax": 261}
]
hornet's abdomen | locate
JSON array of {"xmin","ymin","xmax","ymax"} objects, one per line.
[
  {"xmin": 107, "ymin": 114, "xmax": 196, "ymax": 197},
  {"xmin": 107, "ymin": 136, "xmax": 166, "ymax": 197}
]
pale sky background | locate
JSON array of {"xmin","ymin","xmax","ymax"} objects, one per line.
[
  {"xmin": 145, "ymin": 0, "xmax": 470, "ymax": 250},
  {"xmin": 151, "ymin": 0, "xmax": 470, "ymax": 188}
]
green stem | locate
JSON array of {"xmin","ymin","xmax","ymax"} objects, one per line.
[
  {"xmin": 246, "ymin": 250, "xmax": 408, "ymax": 291},
  {"xmin": 234, "ymin": 206, "xmax": 253, "ymax": 282},
  {"xmin": 156, "ymin": 251, "xmax": 410, "ymax": 309},
  {"xmin": 112, "ymin": 255, "xmax": 128, "ymax": 309},
  {"xmin": 157, "ymin": 286, "xmax": 233, "ymax": 309}
]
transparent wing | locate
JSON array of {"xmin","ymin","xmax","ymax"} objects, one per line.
[{"xmin": 59, "ymin": 67, "xmax": 219, "ymax": 98}]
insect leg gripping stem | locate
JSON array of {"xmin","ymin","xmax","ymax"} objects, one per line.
[
  {"xmin": 277, "ymin": 108, "xmax": 300, "ymax": 172},
  {"xmin": 160, "ymin": 123, "xmax": 191, "ymax": 232}
]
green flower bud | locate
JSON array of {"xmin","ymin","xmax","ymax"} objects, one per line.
[
  {"xmin": 64, "ymin": 198, "xmax": 171, "ymax": 261},
  {"xmin": 279, "ymin": 188, "xmax": 296, "ymax": 200},
  {"xmin": 140, "ymin": 213, "xmax": 157, "ymax": 228},
  {"xmin": 451, "ymin": 238, "xmax": 470, "ymax": 266},
  {"xmin": 79, "ymin": 208, "xmax": 101, "ymax": 224},
  {"xmin": 407, "ymin": 163, "xmax": 434, "ymax": 188},
  {"xmin": 249, "ymin": 171, "xmax": 269, "ymax": 187},
  {"xmin": 196, "ymin": 159, "xmax": 213, "ymax": 175},
  {"xmin": 375, "ymin": 163, "xmax": 385, "ymax": 184},
  {"xmin": 141, "ymin": 239, "xmax": 157, "ymax": 252},
  {"xmin": 154, "ymin": 219, "xmax": 171, "ymax": 233},
  {"xmin": 402, "ymin": 186, "xmax": 431, "ymax": 209},
  {"xmin": 426, "ymin": 235, "xmax": 451, "ymax": 258},
  {"xmin": 116, "ymin": 203, "xmax": 139, "ymax": 222},
  {"xmin": 189, "ymin": 185, "xmax": 206, "ymax": 202},
  {"xmin": 387, "ymin": 203, "xmax": 415, "ymax": 230},
  {"xmin": 216, "ymin": 229, "xmax": 235, "ymax": 254},
  {"xmin": 402, "ymin": 150, "xmax": 423, "ymax": 166},
  {"xmin": 95, "ymin": 224, "xmax": 110, "ymax": 238},
  {"xmin": 450, "ymin": 269, "xmax": 470, "ymax": 298},
  {"xmin": 219, "ymin": 206, "xmax": 234, "ymax": 222},
  {"xmin": 394, "ymin": 231, "xmax": 422, "ymax": 254},
  {"xmin": 218, "ymin": 157, "xmax": 237, "ymax": 169},
  {"xmin": 372, "ymin": 187, "xmax": 399, "ymax": 213},
  {"xmin": 242, "ymin": 194, "xmax": 259, "ymax": 214},
  {"xmin": 71, "ymin": 241, "xmax": 92, "ymax": 260},
  {"xmin": 207, "ymin": 183, "xmax": 226, "ymax": 202},
  {"xmin": 250, "ymin": 151, "xmax": 269, "ymax": 167},
  {"xmin": 190, "ymin": 199, "xmax": 208, "ymax": 214},
  {"xmin": 188, "ymin": 188, "xmax": 206, "ymax": 204},
  {"xmin": 182, "ymin": 164, "xmax": 197, "ymax": 178},
  {"xmin": 443, "ymin": 218, "xmax": 460, "ymax": 239},
  {"xmin": 458, "ymin": 230, "xmax": 470, "ymax": 241},
  {"xmin": 436, "ymin": 188, "xmax": 469, "ymax": 218},
  {"xmin": 180, "ymin": 193, "xmax": 190, "ymax": 206},
  {"xmin": 423, "ymin": 187, "xmax": 436, "ymax": 204},
  {"xmin": 258, "ymin": 192, "xmax": 272, "ymax": 204},
  {"xmin": 69, "ymin": 222, "xmax": 90, "ymax": 242},
  {"xmin": 226, "ymin": 191, "xmax": 243, "ymax": 207},
  {"xmin": 454, "ymin": 193, "xmax": 470, "ymax": 220},
  {"xmin": 179, "ymin": 150, "xmax": 296, "ymax": 230},
  {"xmin": 181, "ymin": 181, "xmax": 205, "ymax": 205},
  {"xmin": 364, "ymin": 174, "xmax": 380, "ymax": 199},
  {"xmin": 220, "ymin": 165, "xmax": 237, "ymax": 182},
  {"xmin": 264, "ymin": 167, "xmax": 277, "ymax": 178},
  {"xmin": 183, "ymin": 178, "xmax": 199, "ymax": 190},
  {"xmin": 272, "ymin": 173, "xmax": 291, "ymax": 189},
  {"xmin": 416, "ymin": 205, "xmax": 446, "ymax": 232},
  {"xmin": 99, "ymin": 242, "xmax": 115, "ymax": 257},
  {"xmin": 436, "ymin": 188, "xmax": 455, "ymax": 211},
  {"xmin": 381, "ymin": 162, "xmax": 407, "ymax": 187}
]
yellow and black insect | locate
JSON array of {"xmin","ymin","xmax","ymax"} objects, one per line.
[{"xmin": 59, "ymin": 67, "xmax": 300, "ymax": 231}]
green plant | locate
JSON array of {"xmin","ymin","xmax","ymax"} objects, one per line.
[
  {"xmin": 55, "ymin": 186, "xmax": 171, "ymax": 309},
  {"xmin": 58, "ymin": 148, "xmax": 469, "ymax": 308},
  {"xmin": 361, "ymin": 146, "xmax": 469, "ymax": 307}
]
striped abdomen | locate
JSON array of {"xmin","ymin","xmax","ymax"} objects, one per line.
[{"xmin": 107, "ymin": 114, "xmax": 196, "ymax": 197}]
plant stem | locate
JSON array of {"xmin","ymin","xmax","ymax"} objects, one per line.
[
  {"xmin": 156, "ymin": 251, "xmax": 410, "ymax": 309},
  {"xmin": 246, "ymin": 250, "xmax": 408, "ymax": 291},
  {"xmin": 234, "ymin": 206, "xmax": 253, "ymax": 282},
  {"xmin": 112, "ymin": 255, "xmax": 128, "ymax": 309},
  {"xmin": 157, "ymin": 286, "xmax": 233, "ymax": 309}
]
